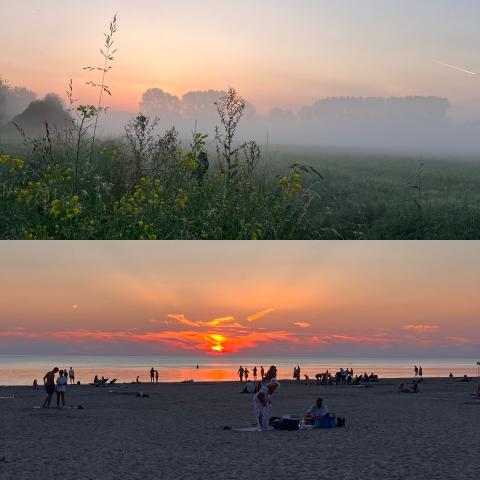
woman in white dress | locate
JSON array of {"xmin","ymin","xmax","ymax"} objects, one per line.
[{"xmin": 254, "ymin": 379, "xmax": 280, "ymax": 430}]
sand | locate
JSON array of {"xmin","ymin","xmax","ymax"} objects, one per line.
[{"xmin": 0, "ymin": 378, "xmax": 479, "ymax": 480}]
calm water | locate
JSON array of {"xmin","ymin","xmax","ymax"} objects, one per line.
[{"xmin": 0, "ymin": 355, "xmax": 478, "ymax": 385}]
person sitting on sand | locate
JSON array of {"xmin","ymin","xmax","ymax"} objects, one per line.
[
  {"xmin": 398, "ymin": 383, "xmax": 411, "ymax": 393},
  {"xmin": 254, "ymin": 379, "xmax": 280, "ymax": 430},
  {"xmin": 42, "ymin": 367, "xmax": 59, "ymax": 408},
  {"xmin": 241, "ymin": 381, "xmax": 255, "ymax": 394},
  {"xmin": 56, "ymin": 369, "xmax": 68, "ymax": 408},
  {"xmin": 93, "ymin": 375, "xmax": 99, "ymax": 384},
  {"xmin": 460, "ymin": 375, "xmax": 471, "ymax": 383},
  {"xmin": 304, "ymin": 398, "xmax": 329, "ymax": 425}
]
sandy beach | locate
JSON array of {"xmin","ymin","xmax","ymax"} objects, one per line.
[{"xmin": 0, "ymin": 378, "xmax": 479, "ymax": 480}]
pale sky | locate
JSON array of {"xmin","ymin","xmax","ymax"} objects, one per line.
[
  {"xmin": 1, "ymin": 0, "xmax": 480, "ymax": 115},
  {"xmin": 0, "ymin": 241, "xmax": 479, "ymax": 356}
]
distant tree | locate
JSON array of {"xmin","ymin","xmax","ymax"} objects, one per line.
[
  {"xmin": 268, "ymin": 107, "xmax": 296, "ymax": 122},
  {"xmin": 8, "ymin": 93, "xmax": 70, "ymax": 133},
  {"xmin": 298, "ymin": 96, "xmax": 450, "ymax": 124},
  {"xmin": 139, "ymin": 88, "xmax": 181, "ymax": 118},
  {"xmin": 0, "ymin": 77, "xmax": 37, "ymax": 125},
  {"xmin": 181, "ymin": 90, "xmax": 225, "ymax": 120}
]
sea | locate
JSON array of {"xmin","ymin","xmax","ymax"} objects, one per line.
[{"xmin": 0, "ymin": 355, "xmax": 478, "ymax": 386}]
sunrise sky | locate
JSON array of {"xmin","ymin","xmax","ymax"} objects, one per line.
[
  {"xmin": 2, "ymin": 0, "xmax": 480, "ymax": 117},
  {"xmin": 1, "ymin": 241, "xmax": 479, "ymax": 357}
]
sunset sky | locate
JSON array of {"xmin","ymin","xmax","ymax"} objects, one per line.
[
  {"xmin": 1, "ymin": 241, "xmax": 479, "ymax": 357},
  {"xmin": 1, "ymin": 0, "xmax": 480, "ymax": 117}
]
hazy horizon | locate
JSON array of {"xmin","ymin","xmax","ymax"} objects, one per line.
[
  {"xmin": 2, "ymin": 1, "xmax": 480, "ymax": 116},
  {"xmin": 1, "ymin": 241, "xmax": 479, "ymax": 358},
  {"xmin": 2, "ymin": 1, "xmax": 480, "ymax": 153}
]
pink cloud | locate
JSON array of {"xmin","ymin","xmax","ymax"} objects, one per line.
[
  {"xmin": 294, "ymin": 322, "xmax": 311, "ymax": 329},
  {"xmin": 402, "ymin": 324, "xmax": 439, "ymax": 333}
]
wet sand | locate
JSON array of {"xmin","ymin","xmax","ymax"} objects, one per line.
[{"xmin": 0, "ymin": 378, "xmax": 479, "ymax": 479}]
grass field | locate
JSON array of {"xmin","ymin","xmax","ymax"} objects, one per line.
[
  {"xmin": 270, "ymin": 146, "xmax": 480, "ymax": 239},
  {"xmin": 2, "ymin": 131, "xmax": 480, "ymax": 240}
]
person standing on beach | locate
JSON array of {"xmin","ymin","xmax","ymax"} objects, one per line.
[
  {"xmin": 253, "ymin": 366, "xmax": 257, "ymax": 381},
  {"xmin": 419, "ymin": 366, "xmax": 423, "ymax": 377},
  {"xmin": 244, "ymin": 368, "xmax": 249, "ymax": 381},
  {"xmin": 260, "ymin": 366, "xmax": 265, "ymax": 379},
  {"xmin": 150, "ymin": 367, "xmax": 155, "ymax": 383},
  {"xmin": 56, "ymin": 369, "xmax": 68, "ymax": 408},
  {"xmin": 265, "ymin": 365, "xmax": 277, "ymax": 383},
  {"xmin": 238, "ymin": 366, "xmax": 244, "ymax": 382},
  {"xmin": 414, "ymin": 365, "xmax": 418, "ymax": 377},
  {"xmin": 254, "ymin": 379, "xmax": 280, "ymax": 430},
  {"xmin": 69, "ymin": 367, "xmax": 75, "ymax": 384},
  {"xmin": 155, "ymin": 370, "xmax": 159, "ymax": 383},
  {"xmin": 42, "ymin": 367, "xmax": 59, "ymax": 408},
  {"xmin": 297, "ymin": 365, "xmax": 301, "ymax": 381}
]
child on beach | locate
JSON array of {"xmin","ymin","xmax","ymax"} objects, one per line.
[{"xmin": 56, "ymin": 370, "xmax": 68, "ymax": 408}]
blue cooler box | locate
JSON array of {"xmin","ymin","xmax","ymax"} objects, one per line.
[{"xmin": 314, "ymin": 415, "xmax": 336, "ymax": 429}]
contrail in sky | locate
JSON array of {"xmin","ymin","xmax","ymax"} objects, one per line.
[{"xmin": 435, "ymin": 60, "xmax": 477, "ymax": 76}]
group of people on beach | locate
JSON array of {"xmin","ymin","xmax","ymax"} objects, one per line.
[
  {"xmin": 149, "ymin": 368, "xmax": 160, "ymax": 383},
  {"xmin": 41, "ymin": 367, "xmax": 74, "ymax": 408},
  {"xmin": 307, "ymin": 368, "xmax": 378, "ymax": 385},
  {"xmin": 237, "ymin": 366, "xmax": 260, "ymax": 382},
  {"xmin": 251, "ymin": 365, "xmax": 332, "ymax": 430}
]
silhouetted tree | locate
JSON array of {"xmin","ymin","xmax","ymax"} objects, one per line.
[
  {"xmin": 0, "ymin": 77, "xmax": 37, "ymax": 125},
  {"xmin": 139, "ymin": 88, "xmax": 181, "ymax": 118}
]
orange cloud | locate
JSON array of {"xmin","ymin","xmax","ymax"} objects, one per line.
[
  {"xmin": 294, "ymin": 322, "xmax": 311, "ymax": 329},
  {"xmin": 133, "ymin": 330, "xmax": 297, "ymax": 354},
  {"xmin": 167, "ymin": 314, "xmax": 245, "ymax": 328},
  {"xmin": 402, "ymin": 324, "xmax": 439, "ymax": 333},
  {"xmin": 247, "ymin": 308, "xmax": 275, "ymax": 322},
  {"xmin": 1, "ymin": 324, "xmax": 478, "ymax": 355}
]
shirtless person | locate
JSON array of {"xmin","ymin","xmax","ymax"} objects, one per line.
[{"xmin": 42, "ymin": 367, "xmax": 59, "ymax": 408}]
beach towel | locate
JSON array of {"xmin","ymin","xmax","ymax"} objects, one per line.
[{"xmin": 232, "ymin": 424, "xmax": 314, "ymax": 433}]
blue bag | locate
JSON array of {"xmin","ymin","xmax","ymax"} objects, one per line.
[{"xmin": 314, "ymin": 415, "xmax": 336, "ymax": 429}]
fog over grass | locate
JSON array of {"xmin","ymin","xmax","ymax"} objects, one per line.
[{"xmin": 2, "ymin": 81, "xmax": 480, "ymax": 155}]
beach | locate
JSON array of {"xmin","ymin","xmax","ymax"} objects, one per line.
[{"xmin": 1, "ymin": 378, "xmax": 479, "ymax": 480}]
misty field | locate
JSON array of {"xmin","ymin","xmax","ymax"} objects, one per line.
[
  {"xmin": 274, "ymin": 147, "xmax": 480, "ymax": 239},
  {"xmin": 2, "ymin": 125, "xmax": 480, "ymax": 240}
]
